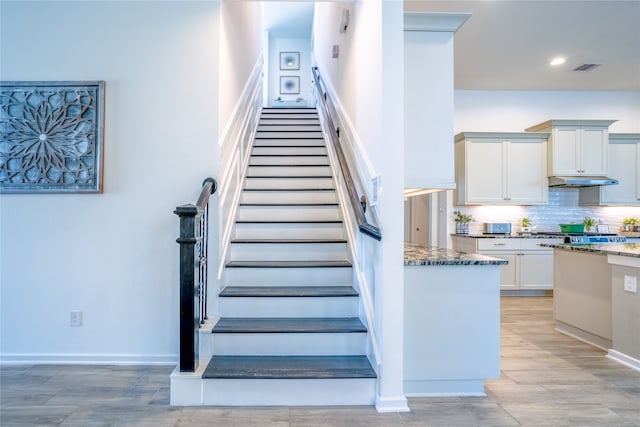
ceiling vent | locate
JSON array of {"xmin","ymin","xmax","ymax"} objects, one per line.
[{"xmin": 572, "ymin": 63, "xmax": 602, "ymax": 72}]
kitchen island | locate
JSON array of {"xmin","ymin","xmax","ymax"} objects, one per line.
[
  {"xmin": 403, "ymin": 243, "xmax": 507, "ymax": 395},
  {"xmin": 542, "ymin": 241, "xmax": 640, "ymax": 371}
]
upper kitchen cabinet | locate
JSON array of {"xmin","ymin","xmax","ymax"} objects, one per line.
[
  {"xmin": 525, "ymin": 120, "xmax": 616, "ymax": 176},
  {"xmin": 454, "ymin": 132, "xmax": 549, "ymax": 205},
  {"xmin": 580, "ymin": 134, "xmax": 640, "ymax": 206}
]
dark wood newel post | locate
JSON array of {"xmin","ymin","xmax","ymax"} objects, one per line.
[{"xmin": 174, "ymin": 203, "xmax": 200, "ymax": 372}]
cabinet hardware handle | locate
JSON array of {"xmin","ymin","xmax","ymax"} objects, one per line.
[{"xmin": 494, "ymin": 243, "xmax": 506, "ymax": 246}]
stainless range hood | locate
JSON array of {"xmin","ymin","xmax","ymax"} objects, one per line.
[{"xmin": 548, "ymin": 176, "xmax": 619, "ymax": 187}]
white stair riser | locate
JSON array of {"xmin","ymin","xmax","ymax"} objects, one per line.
[
  {"xmin": 247, "ymin": 166, "xmax": 331, "ymax": 176},
  {"xmin": 236, "ymin": 205, "xmax": 341, "ymax": 221},
  {"xmin": 225, "ymin": 267, "xmax": 353, "ymax": 286},
  {"xmin": 229, "ymin": 243, "xmax": 349, "ymax": 261},
  {"xmin": 259, "ymin": 119, "xmax": 320, "ymax": 125},
  {"xmin": 260, "ymin": 116, "xmax": 319, "ymax": 121},
  {"xmin": 212, "ymin": 332, "xmax": 367, "ymax": 356},
  {"xmin": 257, "ymin": 125, "xmax": 322, "ymax": 132},
  {"xmin": 240, "ymin": 190, "xmax": 337, "ymax": 204},
  {"xmin": 218, "ymin": 296, "xmax": 358, "ymax": 318},
  {"xmin": 200, "ymin": 378, "xmax": 375, "ymax": 406},
  {"xmin": 250, "ymin": 156, "xmax": 328, "ymax": 166},
  {"xmin": 254, "ymin": 138, "xmax": 324, "ymax": 147},
  {"xmin": 244, "ymin": 177, "xmax": 334, "ymax": 190},
  {"xmin": 255, "ymin": 131, "xmax": 324, "ymax": 139},
  {"xmin": 252, "ymin": 146, "xmax": 327, "ymax": 156},
  {"xmin": 234, "ymin": 222, "xmax": 346, "ymax": 239},
  {"xmin": 261, "ymin": 107, "xmax": 318, "ymax": 117}
]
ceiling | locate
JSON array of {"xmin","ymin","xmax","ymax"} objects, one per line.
[
  {"xmin": 262, "ymin": 1, "xmax": 640, "ymax": 91},
  {"xmin": 405, "ymin": 0, "xmax": 640, "ymax": 91}
]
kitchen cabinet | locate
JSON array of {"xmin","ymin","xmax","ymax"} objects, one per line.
[
  {"xmin": 579, "ymin": 134, "xmax": 640, "ymax": 206},
  {"xmin": 525, "ymin": 120, "xmax": 616, "ymax": 176},
  {"xmin": 454, "ymin": 132, "xmax": 548, "ymax": 205},
  {"xmin": 452, "ymin": 237, "xmax": 562, "ymax": 290}
]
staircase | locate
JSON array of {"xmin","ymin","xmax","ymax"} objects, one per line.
[{"xmin": 200, "ymin": 107, "xmax": 376, "ymax": 406}]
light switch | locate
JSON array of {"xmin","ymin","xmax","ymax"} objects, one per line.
[{"xmin": 624, "ymin": 275, "xmax": 637, "ymax": 293}]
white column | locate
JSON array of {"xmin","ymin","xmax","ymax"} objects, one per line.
[
  {"xmin": 404, "ymin": 13, "xmax": 470, "ymax": 191},
  {"xmin": 375, "ymin": 0, "xmax": 409, "ymax": 413}
]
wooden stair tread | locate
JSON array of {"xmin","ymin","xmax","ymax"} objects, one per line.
[
  {"xmin": 242, "ymin": 188, "xmax": 335, "ymax": 192},
  {"xmin": 253, "ymin": 145, "xmax": 326, "ymax": 148},
  {"xmin": 239, "ymin": 203, "xmax": 338, "ymax": 206},
  {"xmin": 203, "ymin": 355, "xmax": 375, "ymax": 379},
  {"xmin": 219, "ymin": 286, "xmax": 358, "ymax": 298},
  {"xmin": 249, "ymin": 164, "xmax": 328, "ymax": 166},
  {"xmin": 230, "ymin": 238, "xmax": 346, "ymax": 244},
  {"xmin": 212, "ymin": 317, "xmax": 366, "ymax": 333},
  {"xmin": 226, "ymin": 260, "xmax": 351, "ymax": 268},
  {"xmin": 250, "ymin": 154, "xmax": 328, "ymax": 157},
  {"xmin": 246, "ymin": 175, "xmax": 333, "ymax": 179},
  {"xmin": 255, "ymin": 136, "xmax": 324, "ymax": 139},
  {"xmin": 234, "ymin": 220, "xmax": 343, "ymax": 224}
]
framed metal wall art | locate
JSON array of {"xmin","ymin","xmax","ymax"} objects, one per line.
[
  {"xmin": 279, "ymin": 52, "xmax": 300, "ymax": 70},
  {"xmin": 0, "ymin": 81, "xmax": 105, "ymax": 193},
  {"xmin": 280, "ymin": 76, "xmax": 300, "ymax": 95}
]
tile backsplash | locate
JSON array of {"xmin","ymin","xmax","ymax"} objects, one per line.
[{"xmin": 453, "ymin": 188, "xmax": 640, "ymax": 234}]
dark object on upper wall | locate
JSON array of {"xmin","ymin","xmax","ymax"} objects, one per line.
[{"xmin": 0, "ymin": 81, "xmax": 105, "ymax": 193}]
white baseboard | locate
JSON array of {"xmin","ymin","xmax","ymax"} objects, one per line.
[
  {"xmin": 403, "ymin": 379, "xmax": 487, "ymax": 397},
  {"xmin": 375, "ymin": 394, "xmax": 410, "ymax": 413},
  {"xmin": 607, "ymin": 349, "xmax": 640, "ymax": 372},
  {"xmin": 0, "ymin": 353, "xmax": 178, "ymax": 366}
]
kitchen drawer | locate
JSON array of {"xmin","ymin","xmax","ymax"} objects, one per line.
[
  {"xmin": 520, "ymin": 239, "xmax": 562, "ymax": 251},
  {"xmin": 477, "ymin": 239, "xmax": 520, "ymax": 250}
]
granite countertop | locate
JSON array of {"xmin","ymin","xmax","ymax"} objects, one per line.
[
  {"xmin": 404, "ymin": 242, "xmax": 508, "ymax": 266},
  {"xmin": 451, "ymin": 233, "xmax": 564, "ymax": 239},
  {"xmin": 540, "ymin": 242, "xmax": 640, "ymax": 258}
]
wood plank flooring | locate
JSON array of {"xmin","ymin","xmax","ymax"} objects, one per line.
[{"xmin": 2, "ymin": 297, "xmax": 639, "ymax": 426}]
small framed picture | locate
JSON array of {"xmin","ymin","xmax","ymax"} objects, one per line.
[
  {"xmin": 280, "ymin": 52, "xmax": 300, "ymax": 70},
  {"xmin": 280, "ymin": 76, "xmax": 300, "ymax": 94}
]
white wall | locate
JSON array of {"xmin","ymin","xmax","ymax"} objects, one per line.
[
  {"xmin": 312, "ymin": 0, "xmax": 408, "ymax": 412},
  {"xmin": 0, "ymin": 1, "xmax": 220, "ymax": 363},
  {"xmin": 268, "ymin": 37, "xmax": 312, "ymax": 106},
  {"xmin": 219, "ymin": 1, "xmax": 264, "ymax": 130},
  {"xmin": 454, "ymin": 90, "xmax": 640, "ymax": 133}
]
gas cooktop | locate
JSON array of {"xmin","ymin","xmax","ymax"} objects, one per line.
[
  {"xmin": 535, "ymin": 231, "xmax": 618, "ymax": 237},
  {"xmin": 563, "ymin": 235, "xmax": 628, "ymax": 244}
]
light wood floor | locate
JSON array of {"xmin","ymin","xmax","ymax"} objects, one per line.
[{"xmin": 2, "ymin": 297, "xmax": 639, "ymax": 426}]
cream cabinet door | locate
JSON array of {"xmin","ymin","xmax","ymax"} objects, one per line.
[
  {"xmin": 464, "ymin": 139, "xmax": 505, "ymax": 204},
  {"xmin": 580, "ymin": 127, "xmax": 609, "ymax": 175},
  {"xmin": 506, "ymin": 139, "xmax": 548, "ymax": 204},
  {"xmin": 519, "ymin": 252, "xmax": 554, "ymax": 289},
  {"xmin": 580, "ymin": 138, "xmax": 640, "ymax": 206},
  {"xmin": 551, "ymin": 128, "xmax": 581, "ymax": 175},
  {"xmin": 478, "ymin": 251, "xmax": 517, "ymax": 290},
  {"xmin": 551, "ymin": 126, "xmax": 608, "ymax": 175},
  {"xmin": 600, "ymin": 141, "xmax": 638, "ymax": 204}
]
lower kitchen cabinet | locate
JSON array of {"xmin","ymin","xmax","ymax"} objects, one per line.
[{"xmin": 452, "ymin": 237, "xmax": 562, "ymax": 290}]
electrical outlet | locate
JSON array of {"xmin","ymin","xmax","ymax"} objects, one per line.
[
  {"xmin": 70, "ymin": 310, "xmax": 83, "ymax": 327},
  {"xmin": 624, "ymin": 275, "xmax": 637, "ymax": 294}
]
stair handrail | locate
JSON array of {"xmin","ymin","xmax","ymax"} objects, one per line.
[
  {"xmin": 174, "ymin": 177, "xmax": 217, "ymax": 372},
  {"xmin": 312, "ymin": 67, "xmax": 382, "ymax": 241}
]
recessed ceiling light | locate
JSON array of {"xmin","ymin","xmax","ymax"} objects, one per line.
[{"xmin": 550, "ymin": 57, "xmax": 566, "ymax": 66}]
